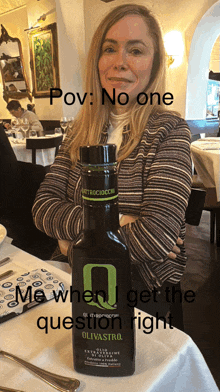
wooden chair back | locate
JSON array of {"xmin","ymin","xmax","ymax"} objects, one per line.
[
  {"xmin": 26, "ymin": 135, "xmax": 63, "ymax": 165},
  {"xmin": 191, "ymin": 175, "xmax": 220, "ymax": 246}
]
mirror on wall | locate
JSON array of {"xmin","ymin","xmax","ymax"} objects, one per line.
[{"xmin": 0, "ymin": 24, "xmax": 32, "ymax": 103}]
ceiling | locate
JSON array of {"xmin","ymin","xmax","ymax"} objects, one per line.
[
  {"xmin": 0, "ymin": 0, "xmax": 26, "ymax": 16},
  {"xmin": 0, "ymin": 0, "xmax": 121, "ymax": 17}
]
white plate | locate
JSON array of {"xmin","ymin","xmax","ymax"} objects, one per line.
[{"xmin": 0, "ymin": 224, "xmax": 7, "ymax": 245}]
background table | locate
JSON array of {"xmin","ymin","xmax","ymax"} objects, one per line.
[
  {"xmin": 9, "ymin": 135, "xmax": 58, "ymax": 166},
  {"xmin": 0, "ymin": 240, "xmax": 219, "ymax": 392},
  {"xmin": 191, "ymin": 138, "xmax": 220, "ymax": 201}
]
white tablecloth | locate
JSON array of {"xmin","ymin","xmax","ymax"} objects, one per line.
[
  {"xmin": 0, "ymin": 240, "xmax": 219, "ymax": 392},
  {"xmin": 9, "ymin": 136, "xmax": 57, "ymax": 166},
  {"xmin": 191, "ymin": 138, "xmax": 220, "ymax": 201}
]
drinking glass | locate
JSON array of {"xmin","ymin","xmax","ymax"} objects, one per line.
[
  {"xmin": 11, "ymin": 118, "xmax": 21, "ymax": 139},
  {"xmin": 20, "ymin": 118, "xmax": 29, "ymax": 138},
  {"xmin": 29, "ymin": 130, "xmax": 38, "ymax": 138},
  {"xmin": 60, "ymin": 117, "xmax": 68, "ymax": 134},
  {"xmin": 11, "ymin": 118, "xmax": 19, "ymax": 131},
  {"xmin": 55, "ymin": 127, "xmax": 62, "ymax": 135},
  {"xmin": 67, "ymin": 117, "xmax": 74, "ymax": 127}
]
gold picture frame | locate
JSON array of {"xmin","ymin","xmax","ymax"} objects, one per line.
[
  {"xmin": 0, "ymin": 24, "xmax": 32, "ymax": 103},
  {"xmin": 28, "ymin": 23, "xmax": 60, "ymax": 98}
]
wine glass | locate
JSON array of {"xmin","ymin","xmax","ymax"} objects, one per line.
[
  {"xmin": 11, "ymin": 118, "xmax": 20, "ymax": 140},
  {"xmin": 60, "ymin": 117, "xmax": 68, "ymax": 134},
  {"xmin": 11, "ymin": 118, "xmax": 19, "ymax": 130},
  {"xmin": 55, "ymin": 127, "xmax": 62, "ymax": 135},
  {"xmin": 29, "ymin": 130, "xmax": 38, "ymax": 138},
  {"xmin": 20, "ymin": 118, "xmax": 29, "ymax": 138},
  {"xmin": 67, "ymin": 117, "xmax": 74, "ymax": 127}
]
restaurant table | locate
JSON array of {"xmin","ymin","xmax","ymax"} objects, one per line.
[
  {"xmin": 8, "ymin": 135, "xmax": 59, "ymax": 166},
  {"xmin": 191, "ymin": 138, "xmax": 220, "ymax": 201},
  {"xmin": 0, "ymin": 240, "xmax": 219, "ymax": 392}
]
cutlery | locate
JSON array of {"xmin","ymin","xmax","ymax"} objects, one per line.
[
  {"xmin": 0, "ymin": 350, "xmax": 80, "ymax": 392},
  {"xmin": 0, "ymin": 270, "xmax": 13, "ymax": 281},
  {"xmin": 0, "ymin": 257, "xmax": 11, "ymax": 267},
  {"xmin": 201, "ymin": 147, "xmax": 220, "ymax": 150}
]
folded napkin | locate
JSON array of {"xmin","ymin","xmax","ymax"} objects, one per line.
[{"xmin": 0, "ymin": 267, "xmax": 65, "ymax": 323}]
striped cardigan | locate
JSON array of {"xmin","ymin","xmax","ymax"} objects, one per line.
[{"xmin": 32, "ymin": 111, "xmax": 192, "ymax": 290}]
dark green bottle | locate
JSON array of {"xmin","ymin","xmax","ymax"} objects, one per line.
[{"xmin": 71, "ymin": 144, "xmax": 135, "ymax": 377}]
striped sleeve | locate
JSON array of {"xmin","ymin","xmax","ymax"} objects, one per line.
[
  {"xmin": 119, "ymin": 118, "xmax": 192, "ymax": 288},
  {"xmin": 32, "ymin": 132, "xmax": 83, "ymax": 240}
]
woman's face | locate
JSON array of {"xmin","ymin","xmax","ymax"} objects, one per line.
[{"xmin": 98, "ymin": 15, "xmax": 155, "ymax": 112}]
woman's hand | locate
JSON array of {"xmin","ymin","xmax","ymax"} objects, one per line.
[
  {"xmin": 58, "ymin": 239, "xmax": 71, "ymax": 256},
  {"xmin": 167, "ymin": 237, "xmax": 183, "ymax": 260},
  {"xmin": 4, "ymin": 122, "xmax": 11, "ymax": 130},
  {"xmin": 120, "ymin": 216, "xmax": 183, "ymax": 261},
  {"xmin": 120, "ymin": 214, "xmax": 138, "ymax": 227}
]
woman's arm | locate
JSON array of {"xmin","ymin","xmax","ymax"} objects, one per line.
[
  {"xmin": 120, "ymin": 215, "xmax": 183, "ymax": 260},
  {"xmin": 118, "ymin": 119, "xmax": 192, "ymax": 275},
  {"xmin": 32, "ymin": 133, "xmax": 83, "ymax": 241}
]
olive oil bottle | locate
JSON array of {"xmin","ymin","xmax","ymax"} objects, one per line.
[{"xmin": 71, "ymin": 144, "xmax": 135, "ymax": 377}]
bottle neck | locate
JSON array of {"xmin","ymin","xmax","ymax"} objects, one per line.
[
  {"xmin": 81, "ymin": 163, "xmax": 119, "ymax": 235},
  {"xmin": 83, "ymin": 203, "xmax": 119, "ymax": 233}
]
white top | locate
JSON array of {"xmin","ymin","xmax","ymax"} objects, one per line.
[
  {"xmin": 107, "ymin": 112, "xmax": 128, "ymax": 222},
  {"xmin": 107, "ymin": 111, "xmax": 129, "ymax": 152}
]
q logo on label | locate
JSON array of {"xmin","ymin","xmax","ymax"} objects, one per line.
[{"xmin": 83, "ymin": 264, "xmax": 117, "ymax": 310}]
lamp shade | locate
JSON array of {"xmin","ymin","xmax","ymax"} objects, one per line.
[{"xmin": 164, "ymin": 31, "xmax": 184, "ymax": 68}]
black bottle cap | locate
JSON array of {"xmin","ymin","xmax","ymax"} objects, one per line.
[{"xmin": 80, "ymin": 144, "xmax": 116, "ymax": 165}]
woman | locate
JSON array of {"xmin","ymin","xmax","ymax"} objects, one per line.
[{"xmin": 33, "ymin": 4, "xmax": 192, "ymax": 328}]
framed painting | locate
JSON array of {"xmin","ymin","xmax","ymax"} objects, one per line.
[{"xmin": 28, "ymin": 23, "xmax": 60, "ymax": 98}]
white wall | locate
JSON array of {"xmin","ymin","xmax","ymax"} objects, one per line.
[
  {"xmin": 55, "ymin": 0, "xmax": 85, "ymax": 118},
  {"xmin": 185, "ymin": 1, "xmax": 220, "ymax": 119}
]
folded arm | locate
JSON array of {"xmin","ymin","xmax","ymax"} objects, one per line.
[
  {"xmin": 118, "ymin": 121, "xmax": 192, "ymax": 285},
  {"xmin": 32, "ymin": 134, "xmax": 83, "ymax": 240}
]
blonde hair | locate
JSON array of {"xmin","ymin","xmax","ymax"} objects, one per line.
[{"xmin": 68, "ymin": 4, "xmax": 166, "ymax": 165}]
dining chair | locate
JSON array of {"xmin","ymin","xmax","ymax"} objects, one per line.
[
  {"xmin": 0, "ymin": 124, "xmax": 57, "ymax": 259},
  {"xmin": 26, "ymin": 135, "xmax": 63, "ymax": 165},
  {"xmin": 203, "ymin": 188, "xmax": 220, "ymax": 246},
  {"xmin": 185, "ymin": 186, "xmax": 206, "ymax": 227},
  {"xmin": 191, "ymin": 175, "xmax": 220, "ymax": 246}
]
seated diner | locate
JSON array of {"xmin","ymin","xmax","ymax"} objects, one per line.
[{"xmin": 5, "ymin": 100, "xmax": 44, "ymax": 136}]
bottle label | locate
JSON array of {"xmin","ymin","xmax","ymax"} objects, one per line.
[
  {"xmin": 72, "ymin": 257, "xmax": 134, "ymax": 373},
  {"xmin": 82, "ymin": 187, "xmax": 118, "ymax": 202},
  {"xmin": 83, "ymin": 345, "xmax": 122, "ymax": 369}
]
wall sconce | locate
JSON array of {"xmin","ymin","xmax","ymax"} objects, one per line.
[
  {"xmin": 24, "ymin": 8, "xmax": 55, "ymax": 32},
  {"xmin": 37, "ymin": 14, "xmax": 47, "ymax": 23},
  {"xmin": 164, "ymin": 31, "xmax": 184, "ymax": 68}
]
